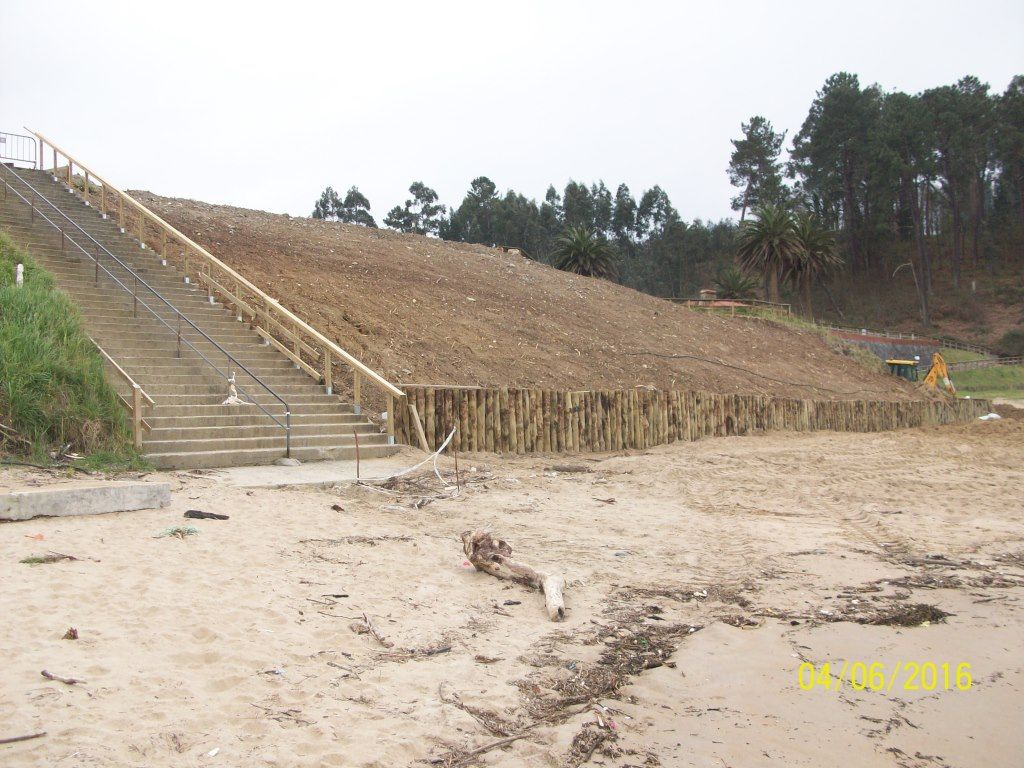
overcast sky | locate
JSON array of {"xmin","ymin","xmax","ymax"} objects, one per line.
[{"xmin": 2, "ymin": 1, "xmax": 1021, "ymax": 224}]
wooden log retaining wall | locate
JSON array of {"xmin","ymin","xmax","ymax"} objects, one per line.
[{"xmin": 393, "ymin": 386, "xmax": 991, "ymax": 454}]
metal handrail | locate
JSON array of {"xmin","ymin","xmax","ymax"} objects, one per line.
[
  {"xmin": 27, "ymin": 130, "xmax": 403, "ymax": 423},
  {"xmin": 0, "ymin": 164, "xmax": 292, "ymax": 455}
]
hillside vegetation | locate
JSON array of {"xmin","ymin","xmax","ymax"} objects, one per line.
[
  {"xmin": 0, "ymin": 231, "xmax": 130, "ymax": 459},
  {"xmin": 305, "ymin": 72, "xmax": 1024, "ymax": 352},
  {"xmin": 132, "ymin": 192, "xmax": 918, "ymax": 405}
]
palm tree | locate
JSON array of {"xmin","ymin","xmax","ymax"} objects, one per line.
[
  {"xmin": 786, "ymin": 213, "xmax": 842, "ymax": 320},
  {"xmin": 735, "ymin": 204, "xmax": 797, "ymax": 303},
  {"xmin": 714, "ymin": 267, "xmax": 760, "ymax": 300},
  {"xmin": 553, "ymin": 226, "xmax": 617, "ymax": 279}
]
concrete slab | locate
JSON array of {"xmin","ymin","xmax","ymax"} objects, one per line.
[
  {"xmin": 0, "ymin": 481, "xmax": 172, "ymax": 522},
  {"xmin": 206, "ymin": 455, "xmax": 423, "ymax": 489}
]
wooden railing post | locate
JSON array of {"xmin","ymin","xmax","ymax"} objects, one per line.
[
  {"xmin": 132, "ymin": 385, "xmax": 143, "ymax": 449},
  {"xmin": 353, "ymin": 371, "xmax": 362, "ymax": 414},
  {"xmin": 83, "ymin": 171, "xmax": 90, "ymax": 205},
  {"xmin": 118, "ymin": 195, "xmax": 124, "ymax": 230},
  {"xmin": 323, "ymin": 349, "xmax": 333, "ymax": 394},
  {"xmin": 387, "ymin": 393, "xmax": 395, "ymax": 444}
]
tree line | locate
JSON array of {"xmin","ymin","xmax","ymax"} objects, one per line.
[
  {"xmin": 311, "ymin": 71, "xmax": 1023, "ymax": 326},
  {"xmin": 730, "ymin": 72, "xmax": 1024, "ymax": 324},
  {"xmin": 312, "ymin": 176, "xmax": 737, "ymax": 300}
]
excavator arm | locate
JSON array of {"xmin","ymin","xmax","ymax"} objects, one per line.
[{"xmin": 922, "ymin": 352, "xmax": 956, "ymax": 395}]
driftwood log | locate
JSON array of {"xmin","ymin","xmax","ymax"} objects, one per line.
[{"xmin": 461, "ymin": 530, "xmax": 565, "ymax": 621}]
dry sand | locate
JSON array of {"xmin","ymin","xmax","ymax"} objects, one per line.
[{"xmin": 2, "ymin": 417, "xmax": 1023, "ymax": 767}]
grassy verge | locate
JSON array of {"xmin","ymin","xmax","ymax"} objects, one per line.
[
  {"xmin": 0, "ymin": 230, "xmax": 148, "ymax": 468},
  {"xmin": 939, "ymin": 348, "xmax": 989, "ymax": 364},
  {"xmin": 953, "ymin": 364, "xmax": 1024, "ymax": 401}
]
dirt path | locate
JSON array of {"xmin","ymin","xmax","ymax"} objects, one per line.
[{"xmin": 2, "ymin": 418, "xmax": 1022, "ymax": 767}]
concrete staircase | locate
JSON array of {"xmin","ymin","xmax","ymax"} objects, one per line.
[{"xmin": 0, "ymin": 166, "xmax": 398, "ymax": 469}]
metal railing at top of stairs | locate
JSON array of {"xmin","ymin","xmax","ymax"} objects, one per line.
[
  {"xmin": 27, "ymin": 129, "xmax": 403, "ymax": 445},
  {"xmin": 0, "ymin": 131, "xmax": 37, "ymax": 168},
  {"xmin": 0, "ymin": 163, "xmax": 293, "ymax": 456}
]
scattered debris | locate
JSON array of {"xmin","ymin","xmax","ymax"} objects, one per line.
[
  {"xmin": 548, "ymin": 464, "xmax": 591, "ymax": 474},
  {"xmin": 566, "ymin": 722, "xmax": 617, "ymax": 767},
  {"xmin": 20, "ymin": 551, "xmax": 91, "ymax": 565},
  {"xmin": 462, "ymin": 529, "xmax": 566, "ymax": 621},
  {"xmin": 858, "ymin": 603, "xmax": 952, "ymax": 626},
  {"xmin": 350, "ymin": 612, "xmax": 394, "ymax": 648},
  {"xmin": 439, "ymin": 682, "xmax": 521, "ymax": 736},
  {"xmin": 155, "ymin": 526, "xmax": 200, "ymax": 539},
  {"xmin": 0, "ymin": 732, "xmax": 46, "ymax": 746},
  {"xmin": 249, "ymin": 703, "xmax": 313, "ymax": 726},
  {"xmin": 474, "ymin": 655, "xmax": 503, "ymax": 664},
  {"xmin": 184, "ymin": 510, "xmax": 229, "ymax": 520},
  {"xmin": 62, "ymin": 627, "xmax": 78, "ymax": 640},
  {"xmin": 300, "ymin": 535, "xmax": 411, "ymax": 546},
  {"xmin": 41, "ymin": 670, "xmax": 84, "ymax": 685},
  {"xmin": 330, "ymin": 503, "xmax": 344, "ymax": 512}
]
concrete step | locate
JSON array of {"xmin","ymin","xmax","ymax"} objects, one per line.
[
  {"xmin": 124, "ymin": 383, "xmax": 326, "ymax": 397},
  {"xmin": 109, "ymin": 358, "xmax": 297, "ymax": 375},
  {"xmin": 146, "ymin": 392, "xmax": 339, "ymax": 406},
  {"xmin": 149, "ymin": 422, "xmax": 379, "ymax": 441},
  {"xmin": 145, "ymin": 412, "xmax": 363, "ymax": 429},
  {"xmin": 147, "ymin": 401, "xmax": 351, "ymax": 417},
  {"xmin": 146, "ymin": 442, "xmax": 398, "ymax": 470},
  {"xmin": 145, "ymin": 431, "xmax": 388, "ymax": 454}
]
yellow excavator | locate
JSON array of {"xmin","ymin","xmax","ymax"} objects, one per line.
[{"xmin": 886, "ymin": 352, "xmax": 956, "ymax": 396}]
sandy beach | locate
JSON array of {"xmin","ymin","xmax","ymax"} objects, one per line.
[{"xmin": 2, "ymin": 416, "xmax": 1023, "ymax": 767}]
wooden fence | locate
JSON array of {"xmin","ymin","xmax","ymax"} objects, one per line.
[
  {"xmin": 393, "ymin": 386, "xmax": 992, "ymax": 454},
  {"xmin": 950, "ymin": 356, "xmax": 1023, "ymax": 372}
]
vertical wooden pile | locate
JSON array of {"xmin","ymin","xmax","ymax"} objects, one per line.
[{"xmin": 392, "ymin": 385, "xmax": 990, "ymax": 455}]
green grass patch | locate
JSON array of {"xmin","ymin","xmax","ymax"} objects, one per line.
[
  {"xmin": 71, "ymin": 450, "xmax": 153, "ymax": 473},
  {"xmin": 0, "ymin": 230, "xmax": 140, "ymax": 463},
  {"xmin": 939, "ymin": 348, "xmax": 988, "ymax": 364},
  {"xmin": 954, "ymin": 365, "xmax": 1024, "ymax": 400}
]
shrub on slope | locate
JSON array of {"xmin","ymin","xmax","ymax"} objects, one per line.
[{"xmin": 0, "ymin": 231, "xmax": 129, "ymax": 457}]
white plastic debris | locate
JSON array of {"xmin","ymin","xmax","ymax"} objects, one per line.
[
  {"xmin": 979, "ymin": 413, "xmax": 1002, "ymax": 421},
  {"xmin": 15, "ymin": 263, "xmax": 24, "ymax": 287},
  {"xmin": 206, "ymin": 747, "xmax": 220, "ymax": 757}
]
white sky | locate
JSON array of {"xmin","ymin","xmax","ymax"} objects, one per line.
[{"xmin": 2, "ymin": 0, "xmax": 1021, "ymax": 223}]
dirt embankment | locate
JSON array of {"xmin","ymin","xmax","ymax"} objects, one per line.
[{"xmin": 132, "ymin": 191, "xmax": 918, "ymax": 402}]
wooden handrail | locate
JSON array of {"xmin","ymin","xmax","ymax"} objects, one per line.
[
  {"xmin": 91, "ymin": 337, "xmax": 155, "ymax": 406},
  {"xmin": 89, "ymin": 336, "xmax": 152, "ymax": 448},
  {"xmin": 29, "ymin": 130, "xmax": 404, "ymax": 431}
]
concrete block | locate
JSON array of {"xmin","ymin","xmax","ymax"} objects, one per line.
[{"xmin": 0, "ymin": 482, "xmax": 171, "ymax": 522}]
